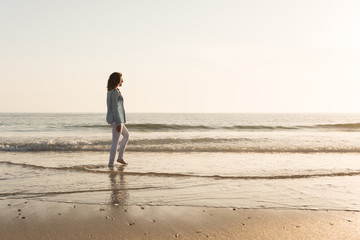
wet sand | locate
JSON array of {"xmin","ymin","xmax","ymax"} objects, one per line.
[{"xmin": 1, "ymin": 199, "xmax": 359, "ymax": 240}]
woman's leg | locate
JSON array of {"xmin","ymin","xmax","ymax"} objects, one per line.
[
  {"xmin": 109, "ymin": 122, "xmax": 120, "ymax": 167},
  {"xmin": 117, "ymin": 124, "xmax": 129, "ymax": 161}
]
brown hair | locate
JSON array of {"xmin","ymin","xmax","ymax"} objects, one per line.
[{"xmin": 107, "ymin": 72, "xmax": 122, "ymax": 91}]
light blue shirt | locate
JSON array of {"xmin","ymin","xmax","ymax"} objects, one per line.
[{"xmin": 106, "ymin": 89, "xmax": 126, "ymax": 126}]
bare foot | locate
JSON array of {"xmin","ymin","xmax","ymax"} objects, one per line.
[{"xmin": 117, "ymin": 159, "xmax": 128, "ymax": 165}]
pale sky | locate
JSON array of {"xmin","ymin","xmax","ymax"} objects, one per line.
[{"xmin": 1, "ymin": 0, "xmax": 360, "ymax": 113}]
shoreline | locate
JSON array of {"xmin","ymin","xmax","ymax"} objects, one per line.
[{"xmin": 1, "ymin": 199, "xmax": 359, "ymax": 240}]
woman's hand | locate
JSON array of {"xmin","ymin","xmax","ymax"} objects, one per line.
[{"xmin": 116, "ymin": 125, "xmax": 121, "ymax": 133}]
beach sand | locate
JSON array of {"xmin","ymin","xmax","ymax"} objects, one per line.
[{"xmin": 1, "ymin": 199, "xmax": 359, "ymax": 240}]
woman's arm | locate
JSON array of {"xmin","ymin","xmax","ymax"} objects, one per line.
[{"xmin": 111, "ymin": 90, "xmax": 121, "ymax": 127}]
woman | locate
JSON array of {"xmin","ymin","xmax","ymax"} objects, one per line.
[{"xmin": 106, "ymin": 72, "xmax": 129, "ymax": 167}]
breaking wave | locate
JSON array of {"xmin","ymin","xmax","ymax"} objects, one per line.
[{"xmin": 1, "ymin": 138, "xmax": 360, "ymax": 153}]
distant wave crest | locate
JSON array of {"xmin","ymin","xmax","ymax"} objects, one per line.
[
  {"xmin": 77, "ymin": 123, "xmax": 296, "ymax": 131},
  {"xmin": 74, "ymin": 122, "xmax": 360, "ymax": 132},
  {"xmin": 314, "ymin": 123, "xmax": 360, "ymax": 129}
]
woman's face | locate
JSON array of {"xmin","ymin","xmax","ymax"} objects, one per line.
[{"xmin": 118, "ymin": 77, "xmax": 123, "ymax": 87}]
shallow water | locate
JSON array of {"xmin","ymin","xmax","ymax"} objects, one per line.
[
  {"xmin": 1, "ymin": 152, "xmax": 360, "ymax": 211},
  {"xmin": 1, "ymin": 113, "xmax": 360, "ymax": 210}
]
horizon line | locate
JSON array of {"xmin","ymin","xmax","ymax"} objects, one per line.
[{"xmin": 1, "ymin": 111, "xmax": 360, "ymax": 115}]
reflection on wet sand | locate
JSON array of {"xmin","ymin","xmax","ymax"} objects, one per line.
[{"xmin": 109, "ymin": 165, "xmax": 129, "ymax": 206}]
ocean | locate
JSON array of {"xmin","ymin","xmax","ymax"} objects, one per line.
[{"xmin": 1, "ymin": 113, "xmax": 360, "ymax": 211}]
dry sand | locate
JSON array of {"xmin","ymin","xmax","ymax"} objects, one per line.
[{"xmin": 1, "ymin": 199, "xmax": 359, "ymax": 240}]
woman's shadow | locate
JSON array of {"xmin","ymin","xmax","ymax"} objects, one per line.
[{"xmin": 109, "ymin": 165, "xmax": 129, "ymax": 206}]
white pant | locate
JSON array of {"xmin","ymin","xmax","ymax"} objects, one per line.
[{"xmin": 109, "ymin": 122, "xmax": 129, "ymax": 166}]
